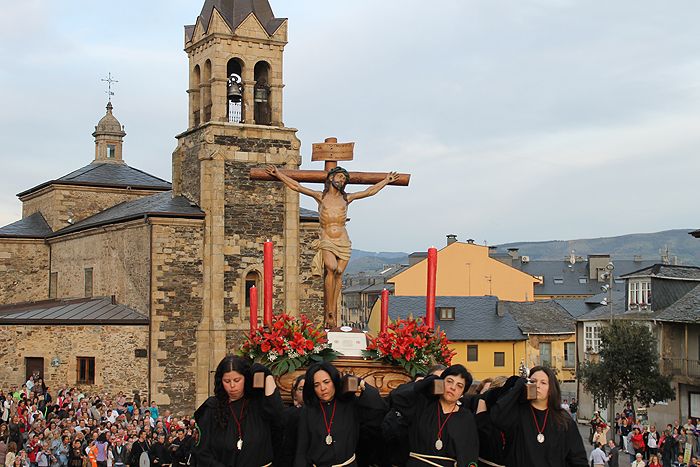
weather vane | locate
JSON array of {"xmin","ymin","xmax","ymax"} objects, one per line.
[{"xmin": 101, "ymin": 73, "xmax": 119, "ymax": 103}]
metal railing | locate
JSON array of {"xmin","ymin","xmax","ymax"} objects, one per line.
[{"xmin": 662, "ymin": 358, "xmax": 700, "ymax": 378}]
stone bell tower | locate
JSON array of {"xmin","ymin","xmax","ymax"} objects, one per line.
[{"xmin": 173, "ymin": 0, "xmax": 319, "ymax": 406}]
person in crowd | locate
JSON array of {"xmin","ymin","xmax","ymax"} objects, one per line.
[
  {"xmin": 128, "ymin": 431, "xmax": 150, "ymax": 467},
  {"xmin": 645, "ymin": 425, "xmax": 660, "ymax": 459},
  {"xmin": 647, "ymin": 453, "xmax": 661, "ymax": 466},
  {"xmin": 295, "ymin": 361, "xmax": 386, "ymax": 467},
  {"xmin": 490, "ymin": 365, "xmax": 588, "ymax": 467},
  {"xmin": 194, "ymin": 356, "xmax": 283, "ymax": 467},
  {"xmin": 5, "ymin": 442, "xmax": 17, "ymax": 467},
  {"xmin": 673, "ymin": 453, "xmax": 687, "ymax": 467},
  {"xmin": 606, "ymin": 439, "xmax": 620, "ymax": 467},
  {"xmin": 569, "ymin": 398, "xmax": 578, "ymax": 422},
  {"xmin": 589, "ymin": 442, "xmax": 608, "ymax": 467},
  {"xmin": 631, "ymin": 452, "xmax": 646, "ymax": 467},
  {"xmin": 149, "ymin": 433, "xmax": 170, "ymax": 467},
  {"xmin": 390, "ymin": 364, "xmax": 479, "ymax": 467}
]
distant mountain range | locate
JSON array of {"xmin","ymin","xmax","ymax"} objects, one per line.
[{"xmin": 347, "ymin": 229, "xmax": 699, "ymax": 275}]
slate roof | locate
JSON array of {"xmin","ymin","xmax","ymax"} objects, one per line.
[
  {"xmin": 554, "ymin": 299, "xmax": 596, "ymax": 318},
  {"xmin": 0, "ymin": 297, "xmax": 148, "ymax": 325},
  {"xmin": 500, "ymin": 300, "xmax": 575, "ymax": 334},
  {"xmin": 513, "ymin": 259, "xmax": 656, "ymax": 296},
  {"xmin": 388, "ymin": 296, "xmax": 526, "ymax": 342},
  {"xmin": 18, "ymin": 163, "xmax": 171, "ymax": 197},
  {"xmin": 0, "ymin": 212, "xmax": 52, "ymax": 239},
  {"xmin": 300, "ymin": 207, "xmax": 319, "ymax": 221},
  {"xmin": 654, "ymin": 284, "xmax": 700, "ymax": 323},
  {"xmin": 190, "ymin": 0, "xmax": 286, "ymax": 40},
  {"xmin": 621, "ymin": 264, "xmax": 700, "ymax": 281},
  {"xmin": 52, "ymin": 191, "xmax": 204, "ymax": 237}
]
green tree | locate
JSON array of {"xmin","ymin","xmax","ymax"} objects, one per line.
[{"xmin": 579, "ymin": 320, "xmax": 674, "ymax": 417}]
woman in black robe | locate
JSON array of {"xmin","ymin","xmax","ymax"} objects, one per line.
[
  {"xmin": 194, "ymin": 356, "xmax": 284, "ymax": 467},
  {"xmin": 294, "ymin": 362, "xmax": 385, "ymax": 467},
  {"xmin": 490, "ymin": 366, "xmax": 588, "ymax": 467},
  {"xmin": 390, "ymin": 364, "xmax": 479, "ymax": 467}
]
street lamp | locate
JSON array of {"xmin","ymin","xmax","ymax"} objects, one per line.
[{"xmin": 601, "ymin": 262, "xmax": 614, "ymax": 322}]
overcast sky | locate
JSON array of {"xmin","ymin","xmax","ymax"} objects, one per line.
[{"xmin": 1, "ymin": 0, "xmax": 698, "ymax": 252}]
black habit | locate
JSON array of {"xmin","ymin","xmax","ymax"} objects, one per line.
[
  {"xmin": 294, "ymin": 383, "xmax": 385, "ymax": 467},
  {"xmin": 490, "ymin": 378, "xmax": 588, "ymax": 467},
  {"xmin": 194, "ymin": 390, "xmax": 284, "ymax": 467},
  {"xmin": 391, "ymin": 378, "xmax": 479, "ymax": 467}
]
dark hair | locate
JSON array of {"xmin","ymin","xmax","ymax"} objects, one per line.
[
  {"xmin": 323, "ymin": 166, "xmax": 349, "ymax": 201},
  {"xmin": 529, "ymin": 366, "xmax": 569, "ymax": 429},
  {"xmin": 441, "ymin": 364, "xmax": 473, "ymax": 391},
  {"xmin": 291, "ymin": 374, "xmax": 305, "ymax": 398},
  {"xmin": 302, "ymin": 362, "xmax": 342, "ymax": 405},
  {"xmin": 212, "ymin": 356, "xmax": 251, "ymax": 427},
  {"xmin": 213, "ymin": 356, "xmax": 251, "ymax": 403}
]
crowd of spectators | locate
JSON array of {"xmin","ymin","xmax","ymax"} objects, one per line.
[
  {"xmin": 587, "ymin": 403, "xmax": 700, "ymax": 467},
  {"xmin": 0, "ymin": 375, "xmax": 196, "ymax": 467}
]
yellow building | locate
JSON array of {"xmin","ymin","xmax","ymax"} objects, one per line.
[
  {"xmin": 389, "ymin": 241, "xmax": 539, "ymax": 301},
  {"xmin": 370, "ymin": 295, "xmax": 528, "ymax": 381}
]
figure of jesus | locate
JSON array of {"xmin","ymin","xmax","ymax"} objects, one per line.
[{"xmin": 265, "ymin": 165, "xmax": 397, "ymax": 328}]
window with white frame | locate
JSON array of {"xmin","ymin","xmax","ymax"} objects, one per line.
[
  {"xmin": 628, "ymin": 279, "xmax": 651, "ymax": 309},
  {"xmin": 584, "ymin": 322, "xmax": 602, "ymax": 353}
]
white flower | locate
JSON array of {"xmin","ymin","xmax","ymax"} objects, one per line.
[{"xmin": 268, "ymin": 351, "xmax": 278, "ymax": 362}]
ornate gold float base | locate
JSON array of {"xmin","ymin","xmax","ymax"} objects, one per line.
[{"xmin": 276, "ymin": 357, "xmax": 411, "ymax": 402}]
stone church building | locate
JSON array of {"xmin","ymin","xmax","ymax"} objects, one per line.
[{"xmin": 0, "ymin": 0, "xmax": 323, "ymax": 413}]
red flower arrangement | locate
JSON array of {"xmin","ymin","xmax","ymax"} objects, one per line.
[
  {"xmin": 240, "ymin": 313, "xmax": 339, "ymax": 376},
  {"xmin": 363, "ymin": 317, "xmax": 456, "ymax": 377}
]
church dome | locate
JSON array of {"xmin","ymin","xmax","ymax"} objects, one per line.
[{"xmin": 93, "ymin": 102, "xmax": 126, "ymax": 137}]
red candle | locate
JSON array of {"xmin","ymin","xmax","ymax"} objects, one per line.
[
  {"xmin": 426, "ymin": 247, "xmax": 438, "ymax": 330},
  {"xmin": 263, "ymin": 240, "xmax": 273, "ymax": 327},
  {"xmin": 380, "ymin": 288, "xmax": 389, "ymax": 333},
  {"xmin": 249, "ymin": 285, "xmax": 258, "ymax": 336}
]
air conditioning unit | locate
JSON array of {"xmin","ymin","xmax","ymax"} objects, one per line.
[{"xmin": 521, "ymin": 256, "xmax": 530, "ymax": 263}]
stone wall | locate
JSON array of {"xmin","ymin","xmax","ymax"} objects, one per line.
[
  {"xmin": 49, "ymin": 222, "xmax": 150, "ymax": 313},
  {"xmin": 22, "ymin": 186, "xmax": 165, "ymax": 232},
  {"xmin": 172, "ymin": 138, "xmax": 202, "ymax": 206},
  {"xmin": 150, "ymin": 220, "xmax": 204, "ymax": 413},
  {"xmin": 0, "ymin": 239, "xmax": 49, "ymax": 304},
  {"xmin": 299, "ymin": 220, "xmax": 324, "ymax": 324},
  {"xmin": 223, "ymin": 158, "xmax": 286, "ymax": 329},
  {"xmin": 0, "ymin": 324, "xmax": 148, "ymax": 396}
]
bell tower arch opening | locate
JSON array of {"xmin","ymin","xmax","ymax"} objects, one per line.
[
  {"xmin": 254, "ymin": 61, "xmax": 271, "ymax": 125},
  {"xmin": 191, "ymin": 64, "xmax": 201, "ymax": 127},
  {"xmin": 202, "ymin": 59, "xmax": 212, "ymax": 123},
  {"xmin": 227, "ymin": 58, "xmax": 244, "ymax": 123}
]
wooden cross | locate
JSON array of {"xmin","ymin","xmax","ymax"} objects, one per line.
[{"xmin": 250, "ymin": 137, "xmax": 411, "ymax": 186}]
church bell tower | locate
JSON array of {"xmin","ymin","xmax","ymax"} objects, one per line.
[{"xmin": 172, "ymin": 0, "xmax": 316, "ymax": 406}]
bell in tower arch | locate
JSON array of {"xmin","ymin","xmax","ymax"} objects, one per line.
[
  {"xmin": 253, "ymin": 61, "xmax": 272, "ymax": 126},
  {"xmin": 227, "ymin": 73, "xmax": 243, "ymax": 123}
]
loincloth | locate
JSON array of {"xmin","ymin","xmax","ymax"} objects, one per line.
[{"xmin": 311, "ymin": 238, "xmax": 352, "ymax": 276}]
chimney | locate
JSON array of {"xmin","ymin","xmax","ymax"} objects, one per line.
[
  {"xmin": 466, "ymin": 238, "xmax": 475, "ymax": 244},
  {"xmin": 496, "ymin": 300, "xmax": 504, "ymax": 317},
  {"xmin": 446, "ymin": 234, "xmax": 457, "ymax": 246},
  {"xmin": 507, "ymin": 248, "xmax": 519, "ymax": 259}
]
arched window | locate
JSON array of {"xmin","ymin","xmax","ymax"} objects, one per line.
[
  {"xmin": 254, "ymin": 61, "xmax": 271, "ymax": 125},
  {"xmin": 191, "ymin": 64, "xmax": 201, "ymax": 126},
  {"xmin": 242, "ymin": 269, "xmax": 262, "ymax": 323},
  {"xmin": 227, "ymin": 58, "xmax": 244, "ymax": 123},
  {"xmin": 203, "ymin": 60, "xmax": 212, "ymax": 122}
]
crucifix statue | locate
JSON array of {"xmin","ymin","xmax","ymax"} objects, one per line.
[{"xmin": 250, "ymin": 137, "xmax": 410, "ymax": 328}]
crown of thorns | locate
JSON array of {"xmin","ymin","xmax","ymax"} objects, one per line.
[{"xmin": 327, "ymin": 166, "xmax": 349, "ymax": 181}]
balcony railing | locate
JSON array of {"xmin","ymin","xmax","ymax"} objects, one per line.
[{"xmin": 662, "ymin": 358, "xmax": 700, "ymax": 379}]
